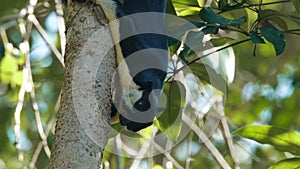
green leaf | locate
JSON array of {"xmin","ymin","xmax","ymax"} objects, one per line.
[
  {"xmin": 259, "ymin": 26, "xmax": 286, "ymax": 56},
  {"xmin": 190, "ymin": 61, "xmax": 228, "ymax": 93},
  {"xmin": 189, "ymin": 62, "xmax": 210, "ymax": 84},
  {"xmin": 0, "ymin": 55, "xmax": 19, "ymax": 84},
  {"xmin": 178, "ymin": 7, "xmax": 201, "ymax": 16},
  {"xmin": 268, "ymin": 158, "xmax": 300, "ymax": 169},
  {"xmin": 12, "ymin": 70, "xmax": 23, "ymax": 87},
  {"xmin": 171, "ymin": 0, "xmax": 200, "ymax": 16},
  {"xmin": 211, "ymin": 37, "xmax": 235, "ymax": 46},
  {"xmin": 157, "ymin": 80, "xmax": 186, "ymax": 141},
  {"xmin": 153, "ymin": 165, "xmax": 164, "ymax": 169},
  {"xmin": 292, "ymin": 0, "xmax": 300, "ymax": 14},
  {"xmin": 17, "ymin": 52, "xmax": 26, "ymax": 65},
  {"xmin": 166, "ymin": 0, "xmax": 177, "ymax": 15},
  {"xmin": 0, "ymin": 55, "xmax": 18, "ymax": 73},
  {"xmin": 250, "ymin": 31, "xmax": 265, "ymax": 44},
  {"xmin": 0, "ymin": 72, "xmax": 11, "ymax": 84},
  {"xmin": 258, "ymin": 9, "xmax": 287, "ymax": 20},
  {"xmin": 168, "ymin": 39, "xmax": 181, "ymax": 54},
  {"xmin": 258, "ymin": 9, "xmax": 288, "ymax": 30},
  {"xmin": 268, "ymin": 17, "xmax": 288, "ymax": 31},
  {"xmin": 199, "ymin": 7, "xmax": 246, "ymax": 27},
  {"xmin": 140, "ymin": 125, "xmax": 154, "ymax": 138},
  {"xmin": 234, "ymin": 125, "xmax": 300, "ymax": 155}
]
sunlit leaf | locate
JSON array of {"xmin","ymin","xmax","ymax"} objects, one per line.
[
  {"xmin": 211, "ymin": 37, "xmax": 235, "ymax": 46},
  {"xmin": 234, "ymin": 125, "xmax": 300, "ymax": 155},
  {"xmin": 218, "ymin": 48, "xmax": 235, "ymax": 84},
  {"xmin": 268, "ymin": 158, "xmax": 300, "ymax": 169},
  {"xmin": 17, "ymin": 52, "xmax": 26, "ymax": 65},
  {"xmin": 157, "ymin": 80, "xmax": 186, "ymax": 141},
  {"xmin": 178, "ymin": 7, "xmax": 201, "ymax": 16},
  {"xmin": 0, "ymin": 55, "xmax": 18, "ymax": 73},
  {"xmin": 0, "ymin": 72, "xmax": 11, "ymax": 84},
  {"xmin": 0, "ymin": 55, "xmax": 18, "ymax": 84},
  {"xmin": 171, "ymin": 0, "xmax": 200, "ymax": 16},
  {"xmin": 178, "ymin": 30, "xmax": 205, "ymax": 62},
  {"xmin": 12, "ymin": 70, "xmax": 23, "ymax": 87},
  {"xmin": 153, "ymin": 164, "xmax": 164, "ymax": 169},
  {"xmin": 259, "ymin": 26, "xmax": 286, "ymax": 56},
  {"xmin": 140, "ymin": 125, "xmax": 153, "ymax": 138},
  {"xmin": 199, "ymin": 7, "xmax": 246, "ymax": 27}
]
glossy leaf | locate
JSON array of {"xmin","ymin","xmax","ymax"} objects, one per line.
[
  {"xmin": 259, "ymin": 26, "xmax": 286, "ymax": 56},
  {"xmin": 157, "ymin": 80, "xmax": 186, "ymax": 141},
  {"xmin": 234, "ymin": 125, "xmax": 300, "ymax": 155},
  {"xmin": 199, "ymin": 7, "xmax": 246, "ymax": 27},
  {"xmin": 268, "ymin": 158, "xmax": 300, "ymax": 169},
  {"xmin": 171, "ymin": 0, "xmax": 200, "ymax": 16},
  {"xmin": 178, "ymin": 30, "xmax": 205, "ymax": 62}
]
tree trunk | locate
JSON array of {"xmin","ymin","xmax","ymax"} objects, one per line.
[{"xmin": 49, "ymin": 2, "xmax": 115, "ymax": 168}]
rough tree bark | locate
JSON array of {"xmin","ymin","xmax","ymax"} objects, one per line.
[{"xmin": 49, "ymin": 2, "xmax": 115, "ymax": 168}]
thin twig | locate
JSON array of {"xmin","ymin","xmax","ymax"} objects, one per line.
[
  {"xmin": 182, "ymin": 113, "xmax": 232, "ymax": 169},
  {"xmin": 29, "ymin": 95, "xmax": 60, "ymax": 168},
  {"xmin": 129, "ymin": 135, "xmax": 153, "ymax": 169},
  {"xmin": 29, "ymin": 14, "xmax": 65, "ymax": 67},
  {"xmin": 138, "ymin": 132, "xmax": 185, "ymax": 169},
  {"xmin": 21, "ymin": 14, "xmax": 52, "ymax": 159},
  {"xmin": 13, "ymin": 67, "xmax": 27, "ymax": 167},
  {"xmin": 185, "ymin": 132, "xmax": 194, "ymax": 169},
  {"xmin": 29, "ymin": 88, "xmax": 51, "ymax": 158},
  {"xmin": 216, "ymin": 97, "xmax": 240, "ymax": 169},
  {"xmin": 12, "ymin": 21, "xmax": 30, "ymax": 168}
]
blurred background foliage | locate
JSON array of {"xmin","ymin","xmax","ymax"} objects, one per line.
[{"xmin": 0, "ymin": 0, "xmax": 299, "ymax": 169}]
